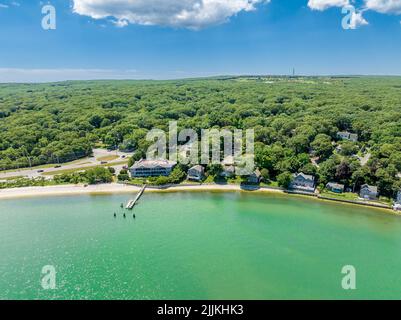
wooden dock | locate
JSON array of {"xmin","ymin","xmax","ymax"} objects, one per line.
[{"xmin": 126, "ymin": 185, "xmax": 147, "ymax": 210}]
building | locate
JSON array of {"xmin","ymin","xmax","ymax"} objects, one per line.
[
  {"xmin": 359, "ymin": 184, "xmax": 379, "ymax": 200},
  {"xmin": 130, "ymin": 159, "xmax": 176, "ymax": 178},
  {"xmin": 326, "ymin": 182, "xmax": 345, "ymax": 193},
  {"xmin": 220, "ymin": 165, "xmax": 235, "ymax": 178},
  {"xmin": 218, "ymin": 155, "xmax": 235, "ymax": 178},
  {"xmin": 290, "ymin": 173, "xmax": 315, "ymax": 192},
  {"xmin": 337, "ymin": 131, "xmax": 358, "ymax": 142},
  {"xmin": 395, "ymin": 190, "xmax": 401, "ymax": 205},
  {"xmin": 247, "ymin": 170, "xmax": 262, "ymax": 184},
  {"xmin": 187, "ymin": 165, "xmax": 205, "ymax": 182},
  {"xmin": 394, "ymin": 191, "xmax": 401, "ymax": 211}
]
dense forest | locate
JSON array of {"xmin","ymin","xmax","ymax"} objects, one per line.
[{"xmin": 1, "ymin": 76, "xmax": 401, "ymax": 197}]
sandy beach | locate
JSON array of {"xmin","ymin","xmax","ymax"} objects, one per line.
[
  {"xmin": 0, "ymin": 183, "xmax": 284, "ymax": 200},
  {"xmin": 0, "ymin": 184, "xmax": 397, "ymax": 215}
]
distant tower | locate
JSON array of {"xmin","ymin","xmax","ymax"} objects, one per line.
[{"xmin": 292, "ymin": 68, "xmax": 295, "ymax": 77}]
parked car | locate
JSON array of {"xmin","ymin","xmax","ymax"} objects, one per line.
[{"xmin": 37, "ymin": 170, "xmax": 44, "ymax": 173}]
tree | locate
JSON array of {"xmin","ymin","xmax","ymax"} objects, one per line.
[
  {"xmin": 375, "ymin": 167, "xmax": 397, "ymax": 197},
  {"xmin": 300, "ymin": 163, "xmax": 317, "ymax": 176},
  {"xmin": 339, "ymin": 141, "xmax": 359, "ymax": 156},
  {"xmin": 89, "ymin": 114, "xmax": 104, "ymax": 129},
  {"xmin": 261, "ymin": 168, "xmax": 270, "ymax": 181},
  {"xmin": 118, "ymin": 169, "xmax": 130, "ymax": 181},
  {"xmin": 85, "ymin": 167, "xmax": 113, "ymax": 184},
  {"xmin": 318, "ymin": 157, "xmax": 339, "ymax": 185},
  {"xmin": 169, "ymin": 167, "xmax": 186, "ymax": 184},
  {"xmin": 277, "ymin": 172, "xmax": 292, "ymax": 189},
  {"xmin": 311, "ymin": 134, "xmax": 333, "ymax": 159},
  {"xmin": 207, "ymin": 164, "xmax": 223, "ymax": 176},
  {"xmin": 154, "ymin": 176, "xmax": 170, "ymax": 186},
  {"xmin": 335, "ymin": 160, "xmax": 351, "ymax": 184}
]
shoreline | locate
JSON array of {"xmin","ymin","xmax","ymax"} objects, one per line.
[
  {"xmin": 0, "ymin": 183, "xmax": 398, "ymax": 215},
  {"xmin": 0, "ymin": 183, "xmax": 284, "ymax": 200}
]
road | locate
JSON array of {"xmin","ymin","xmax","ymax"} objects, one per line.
[{"xmin": 0, "ymin": 148, "xmax": 133, "ymax": 181}]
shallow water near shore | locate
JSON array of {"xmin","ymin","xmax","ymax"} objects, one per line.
[{"xmin": 1, "ymin": 192, "xmax": 401, "ymax": 300}]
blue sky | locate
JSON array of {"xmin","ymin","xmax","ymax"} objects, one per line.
[{"xmin": 0, "ymin": 0, "xmax": 400, "ymax": 82}]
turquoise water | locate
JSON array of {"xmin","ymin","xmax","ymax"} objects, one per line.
[{"xmin": 0, "ymin": 192, "xmax": 401, "ymax": 300}]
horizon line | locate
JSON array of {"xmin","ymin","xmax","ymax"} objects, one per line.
[{"xmin": 1, "ymin": 74, "xmax": 401, "ymax": 85}]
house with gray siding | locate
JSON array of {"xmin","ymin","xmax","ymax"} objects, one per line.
[
  {"xmin": 247, "ymin": 170, "xmax": 262, "ymax": 184},
  {"xmin": 393, "ymin": 191, "xmax": 401, "ymax": 211},
  {"xmin": 326, "ymin": 182, "xmax": 345, "ymax": 193},
  {"xmin": 359, "ymin": 184, "xmax": 379, "ymax": 200},
  {"xmin": 187, "ymin": 165, "xmax": 205, "ymax": 181},
  {"xmin": 290, "ymin": 173, "xmax": 316, "ymax": 192},
  {"xmin": 337, "ymin": 131, "xmax": 358, "ymax": 142}
]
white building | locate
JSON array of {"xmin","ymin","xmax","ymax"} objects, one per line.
[{"xmin": 130, "ymin": 159, "xmax": 176, "ymax": 178}]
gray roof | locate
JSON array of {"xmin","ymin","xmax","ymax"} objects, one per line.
[
  {"xmin": 361, "ymin": 184, "xmax": 378, "ymax": 194},
  {"xmin": 250, "ymin": 169, "xmax": 261, "ymax": 178},
  {"xmin": 294, "ymin": 172, "xmax": 315, "ymax": 181},
  {"xmin": 337, "ymin": 131, "xmax": 358, "ymax": 138},
  {"xmin": 327, "ymin": 182, "xmax": 345, "ymax": 189},
  {"xmin": 223, "ymin": 165, "xmax": 235, "ymax": 172},
  {"xmin": 131, "ymin": 159, "xmax": 176, "ymax": 169},
  {"xmin": 189, "ymin": 165, "xmax": 204, "ymax": 172}
]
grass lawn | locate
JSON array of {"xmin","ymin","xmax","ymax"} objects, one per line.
[
  {"xmin": 0, "ymin": 158, "xmax": 92, "ymax": 173},
  {"xmin": 204, "ymin": 175, "xmax": 216, "ymax": 183},
  {"xmin": 96, "ymin": 155, "xmax": 120, "ymax": 162},
  {"xmin": 321, "ymin": 191, "xmax": 392, "ymax": 206},
  {"xmin": 320, "ymin": 191, "xmax": 360, "ymax": 201},
  {"xmin": 42, "ymin": 161, "xmax": 128, "ymax": 176},
  {"xmin": 261, "ymin": 180, "xmax": 279, "ymax": 188},
  {"xmin": 127, "ymin": 178, "xmax": 147, "ymax": 185},
  {"xmin": 227, "ymin": 176, "xmax": 245, "ymax": 184},
  {"xmin": 0, "ymin": 175, "xmax": 26, "ymax": 181},
  {"xmin": 378, "ymin": 196, "xmax": 393, "ymax": 205}
]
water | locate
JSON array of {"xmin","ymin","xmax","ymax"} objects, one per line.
[{"xmin": 0, "ymin": 192, "xmax": 400, "ymax": 300}]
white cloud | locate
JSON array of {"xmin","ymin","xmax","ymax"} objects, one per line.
[
  {"xmin": 348, "ymin": 10, "xmax": 369, "ymax": 28},
  {"xmin": 308, "ymin": 0, "xmax": 350, "ymax": 11},
  {"xmin": 0, "ymin": 1, "xmax": 20, "ymax": 8},
  {"xmin": 72, "ymin": 0, "xmax": 269, "ymax": 29},
  {"xmin": 308, "ymin": 0, "xmax": 369, "ymax": 29},
  {"xmin": 364, "ymin": 0, "xmax": 401, "ymax": 14}
]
